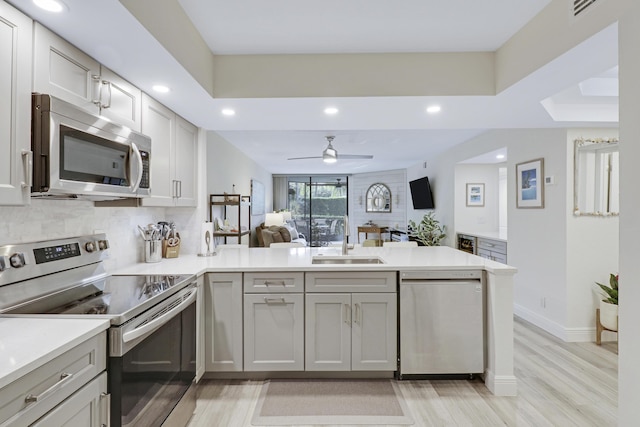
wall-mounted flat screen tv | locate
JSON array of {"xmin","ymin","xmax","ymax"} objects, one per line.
[{"xmin": 409, "ymin": 176, "xmax": 435, "ymax": 209}]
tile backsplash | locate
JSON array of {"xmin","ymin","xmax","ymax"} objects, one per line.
[{"xmin": 0, "ymin": 200, "xmax": 201, "ymax": 271}]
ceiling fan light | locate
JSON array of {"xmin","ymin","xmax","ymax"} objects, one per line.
[{"xmin": 323, "ymin": 145, "xmax": 337, "ymax": 161}]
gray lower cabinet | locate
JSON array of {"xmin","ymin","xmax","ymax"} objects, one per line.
[
  {"xmin": 477, "ymin": 238, "xmax": 507, "ymax": 263},
  {"xmin": 0, "ymin": 332, "xmax": 107, "ymax": 427},
  {"xmin": 243, "ymin": 272, "xmax": 305, "ymax": 371},
  {"xmin": 30, "ymin": 372, "xmax": 108, "ymax": 427},
  {"xmin": 305, "ymin": 272, "xmax": 397, "ymax": 372},
  {"xmin": 305, "ymin": 292, "xmax": 397, "ymax": 371},
  {"xmin": 243, "ymin": 293, "xmax": 305, "ymax": 371},
  {"xmin": 204, "ymin": 273, "xmax": 243, "ymax": 372}
]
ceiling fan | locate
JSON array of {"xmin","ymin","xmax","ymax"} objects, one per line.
[{"xmin": 287, "ymin": 136, "xmax": 374, "ymax": 163}]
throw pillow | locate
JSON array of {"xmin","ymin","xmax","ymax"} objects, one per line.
[
  {"xmin": 262, "ymin": 229, "xmax": 284, "ymax": 247},
  {"xmin": 278, "ymin": 226, "xmax": 292, "ymax": 242},
  {"xmin": 284, "ymin": 224, "xmax": 299, "ymax": 240}
]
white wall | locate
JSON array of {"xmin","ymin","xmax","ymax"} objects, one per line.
[
  {"xmin": 206, "ymin": 131, "xmax": 273, "ymax": 246},
  {"xmin": 349, "ymin": 170, "xmax": 407, "ymax": 242},
  {"xmin": 408, "ymin": 128, "xmax": 619, "ymax": 343},
  {"xmin": 565, "ymin": 129, "xmax": 619, "ymax": 342},
  {"xmin": 454, "ymin": 164, "xmax": 503, "ymax": 234}
]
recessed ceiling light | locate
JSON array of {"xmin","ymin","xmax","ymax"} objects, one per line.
[
  {"xmin": 496, "ymin": 154, "xmax": 505, "ymax": 159},
  {"xmin": 33, "ymin": 0, "xmax": 65, "ymax": 12},
  {"xmin": 324, "ymin": 107, "xmax": 339, "ymax": 115},
  {"xmin": 222, "ymin": 108, "xmax": 236, "ymax": 116},
  {"xmin": 426, "ymin": 105, "xmax": 441, "ymax": 114},
  {"xmin": 152, "ymin": 85, "xmax": 170, "ymax": 93}
]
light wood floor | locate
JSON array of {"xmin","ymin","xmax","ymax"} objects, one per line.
[{"xmin": 187, "ymin": 318, "xmax": 618, "ymax": 427}]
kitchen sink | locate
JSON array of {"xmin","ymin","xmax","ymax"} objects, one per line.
[{"xmin": 311, "ymin": 256, "xmax": 386, "ymax": 265}]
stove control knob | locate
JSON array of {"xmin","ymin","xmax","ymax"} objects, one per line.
[
  {"xmin": 9, "ymin": 253, "xmax": 26, "ymax": 268},
  {"xmin": 98, "ymin": 240, "xmax": 110, "ymax": 250},
  {"xmin": 85, "ymin": 242, "xmax": 96, "ymax": 253},
  {"xmin": 0, "ymin": 256, "xmax": 8, "ymax": 272}
]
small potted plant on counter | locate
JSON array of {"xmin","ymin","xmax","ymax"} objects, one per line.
[
  {"xmin": 408, "ymin": 212, "xmax": 446, "ymax": 246},
  {"xmin": 596, "ymin": 273, "xmax": 618, "ymax": 331}
]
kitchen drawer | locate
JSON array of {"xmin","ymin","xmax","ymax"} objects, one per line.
[
  {"xmin": 305, "ymin": 271, "xmax": 397, "ymax": 293},
  {"xmin": 0, "ymin": 332, "xmax": 106, "ymax": 426},
  {"xmin": 477, "ymin": 238, "xmax": 507, "ymax": 255},
  {"xmin": 478, "ymin": 248, "xmax": 507, "ymax": 264},
  {"xmin": 244, "ymin": 272, "xmax": 304, "ymax": 293}
]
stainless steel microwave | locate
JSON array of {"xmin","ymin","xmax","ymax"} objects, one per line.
[{"xmin": 31, "ymin": 93, "xmax": 151, "ymax": 200}]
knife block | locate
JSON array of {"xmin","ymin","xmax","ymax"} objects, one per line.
[{"xmin": 163, "ymin": 234, "xmax": 180, "ymax": 258}]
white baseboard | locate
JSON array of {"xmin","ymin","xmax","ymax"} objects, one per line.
[
  {"xmin": 484, "ymin": 369, "xmax": 517, "ymax": 396},
  {"xmin": 514, "ymin": 304, "xmax": 566, "ymax": 340},
  {"xmin": 514, "ymin": 304, "xmax": 618, "ymax": 343}
]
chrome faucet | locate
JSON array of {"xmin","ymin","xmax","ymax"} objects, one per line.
[{"xmin": 342, "ymin": 215, "xmax": 350, "ymax": 255}]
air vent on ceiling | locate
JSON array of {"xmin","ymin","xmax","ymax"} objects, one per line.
[{"xmin": 574, "ymin": 0, "xmax": 597, "ymax": 17}]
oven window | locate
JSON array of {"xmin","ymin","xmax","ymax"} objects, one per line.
[
  {"xmin": 59, "ymin": 125, "xmax": 130, "ymax": 186},
  {"xmin": 109, "ymin": 302, "xmax": 196, "ymax": 427}
]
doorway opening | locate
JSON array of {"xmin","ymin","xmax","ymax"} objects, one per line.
[{"xmin": 287, "ymin": 176, "xmax": 348, "ymax": 247}]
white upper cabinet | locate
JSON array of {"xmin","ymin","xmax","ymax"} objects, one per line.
[
  {"xmin": 33, "ymin": 23, "xmax": 141, "ymax": 131},
  {"xmin": 0, "ymin": 2, "xmax": 32, "ymax": 206},
  {"xmin": 140, "ymin": 94, "xmax": 198, "ymax": 207},
  {"xmin": 174, "ymin": 115, "xmax": 198, "ymax": 207}
]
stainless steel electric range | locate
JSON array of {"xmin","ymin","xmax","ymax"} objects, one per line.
[{"xmin": 0, "ymin": 234, "xmax": 197, "ymax": 427}]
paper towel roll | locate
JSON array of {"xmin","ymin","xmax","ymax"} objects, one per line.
[{"xmin": 199, "ymin": 222, "xmax": 215, "ymax": 256}]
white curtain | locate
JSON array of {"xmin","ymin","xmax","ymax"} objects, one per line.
[{"xmin": 273, "ymin": 176, "xmax": 288, "ymax": 211}]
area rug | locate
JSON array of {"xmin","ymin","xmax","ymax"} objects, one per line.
[{"xmin": 251, "ymin": 379, "xmax": 414, "ymax": 426}]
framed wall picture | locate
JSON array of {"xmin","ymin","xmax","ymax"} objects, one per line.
[
  {"xmin": 466, "ymin": 183, "xmax": 485, "ymax": 207},
  {"xmin": 516, "ymin": 158, "xmax": 544, "ymax": 208}
]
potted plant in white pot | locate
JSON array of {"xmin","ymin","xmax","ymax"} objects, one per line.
[
  {"xmin": 408, "ymin": 212, "xmax": 446, "ymax": 246},
  {"xmin": 596, "ymin": 273, "xmax": 618, "ymax": 331}
]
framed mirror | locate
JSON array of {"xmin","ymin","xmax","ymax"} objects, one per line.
[
  {"xmin": 574, "ymin": 138, "xmax": 619, "ymax": 216},
  {"xmin": 366, "ymin": 183, "xmax": 392, "ymax": 213}
]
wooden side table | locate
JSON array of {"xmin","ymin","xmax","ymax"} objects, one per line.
[
  {"xmin": 357, "ymin": 226, "xmax": 389, "ymax": 246},
  {"xmin": 596, "ymin": 308, "xmax": 618, "ymax": 345}
]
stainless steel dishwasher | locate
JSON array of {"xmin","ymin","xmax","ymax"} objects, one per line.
[{"xmin": 399, "ymin": 270, "xmax": 485, "ymax": 377}]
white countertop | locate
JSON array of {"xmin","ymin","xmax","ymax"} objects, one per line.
[
  {"xmin": 115, "ymin": 245, "xmax": 516, "ymax": 276},
  {"xmin": 0, "ymin": 318, "xmax": 110, "ymax": 389},
  {"xmin": 457, "ymin": 230, "xmax": 508, "ymax": 242}
]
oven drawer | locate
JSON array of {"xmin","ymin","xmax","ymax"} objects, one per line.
[
  {"xmin": 244, "ymin": 272, "xmax": 304, "ymax": 293},
  {"xmin": 0, "ymin": 332, "xmax": 106, "ymax": 426}
]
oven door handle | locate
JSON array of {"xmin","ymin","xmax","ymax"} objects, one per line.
[{"xmin": 122, "ymin": 288, "xmax": 197, "ymax": 343}]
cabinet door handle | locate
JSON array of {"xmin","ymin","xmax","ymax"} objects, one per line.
[
  {"xmin": 21, "ymin": 150, "xmax": 32, "ymax": 188},
  {"xmin": 100, "ymin": 392, "xmax": 111, "ymax": 427},
  {"xmin": 354, "ymin": 303, "xmax": 361, "ymax": 325},
  {"xmin": 91, "ymin": 75, "xmax": 102, "ymax": 106},
  {"xmin": 101, "ymin": 80, "xmax": 112, "ymax": 109},
  {"xmin": 264, "ymin": 280, "xmax": 286, "ymax": 287},
  {"xmin": 178, "ymin": 180, "xmax": 182, "ymax": 198},
  {"xmin": 264, "ymin": 297, "xmax": 286, "ymax": 304},
  {"xmin": 344, "ymin": 303, "xmax": 351, "ymax": 326},
  {"xmin": 172, "ymin": 180, "xmax": 178, "ymax": 198},
  {"xmin": 25, "ymin": 372, "xmax": 73, "ymax": 404}
]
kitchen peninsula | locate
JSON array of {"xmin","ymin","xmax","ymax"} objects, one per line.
[{"xmin": 116, "ymin": 245, "xmax": 517, "ymax": 396}]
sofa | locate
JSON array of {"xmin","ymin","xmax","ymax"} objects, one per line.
[{"xmin": 256, "ymin": 222, "xmax": 307, "ymax": 247}]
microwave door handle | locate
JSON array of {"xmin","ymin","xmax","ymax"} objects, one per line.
[{"xmin": 130, "ymin": 142, "xmax": 144, "ymax": 192}]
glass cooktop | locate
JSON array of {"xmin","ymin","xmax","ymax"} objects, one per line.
[
  {"xmin": 48, "ymin": 275, "xmax": 191, "ymax": 316},
  {"xmin": 10, "ymin": 274, "xmax": 193, "ymax": 323}
]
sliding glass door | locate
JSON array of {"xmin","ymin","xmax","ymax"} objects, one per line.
[{"xmin": 287, "ymin": 176, "xmax": 348, "ymax": 247}]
